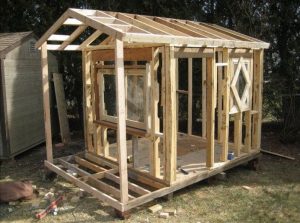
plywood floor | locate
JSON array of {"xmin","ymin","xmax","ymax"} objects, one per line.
[{"xmin": 107, "ymin": 134, "xmax": 241, "ymax": 182}]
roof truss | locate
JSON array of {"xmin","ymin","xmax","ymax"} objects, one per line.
[{"xmin": 36, "ymin": 8, "xmax": 269, "ymax": 51}]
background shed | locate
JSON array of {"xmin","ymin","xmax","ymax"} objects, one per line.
[{"xmin": 0, "ymin": 32, "xmax": 58, "ymax": 159}]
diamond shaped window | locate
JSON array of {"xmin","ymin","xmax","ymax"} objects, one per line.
[{"xmin": 230, "ymin": 57, "xmax": 251, "ymax": 111}]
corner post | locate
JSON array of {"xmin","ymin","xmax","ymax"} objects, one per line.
[
  {"xmin": 163, "ymin": 45, "xmax": 177, "ymax": 183},
  {"xmin": 206, "ymin": 50, "xmax": 216, "ymax": 167},
  {"xmin": 115, "ymin": 39, "xmax": 129, "ymax": 203},
  {"xmin": 252, "ymin": 49, "xmax": 264, "ymax": 150},
  {"xmin": 41, "ymin": 43, "xmax": 53, "ymax": 162}
]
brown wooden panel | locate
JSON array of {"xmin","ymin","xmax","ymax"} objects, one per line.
[{"xmin": 92, "ymin": 47, "xmax": 152, "ymax": 62}]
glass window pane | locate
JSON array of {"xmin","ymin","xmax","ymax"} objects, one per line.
[
  {"xmin": 127, "ymin": 75, "xmax": 144, "ymax": 122},
  {"xmin": 103, "ymin": 75, "xmax": 116, "ymax": 116}
]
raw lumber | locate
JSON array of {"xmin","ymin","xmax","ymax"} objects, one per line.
[
  {"xmin": 159, "ymin": 212, "xmax": 169, "ymax": 219},
  {"xmin": 148, "ymin": 204, "xmax": 162, "ymax": 213},
  {"xmin": 261, "ymin": 149, "xmax": 295, "ymax": 160}
]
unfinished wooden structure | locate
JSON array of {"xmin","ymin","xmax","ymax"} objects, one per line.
[
  {"xmin": 0, "ymin": 32, "xmax": 57, "ymax": 159},
  {"xmin": 36, "ymin": 8, "xmax": 269, "ymax": 216}
]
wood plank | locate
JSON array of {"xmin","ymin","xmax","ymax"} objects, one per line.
[
  {"xmin": 58, "ymin": 25, "xmax": 87, "ymax": 50},
  {"xmin": 93, "ymin": 120, "xmax": 147, "ymax": 137},
  {"xmin": 74, "ymin": 155, "xmax": 107, "ymax": 172},
  {"xmin": 188, "ymin": 58, "xmax": 193, "ymax": 136},
  {"xmin": 135, "ymin": 15, "xmax": 188, "ymax": 36},
  {"xmin": 150, "ymin": 47, "xmax": 161, "ymax": 177},
  {"xmin": 234, "ymin": 112, "xmax": 242, "ymax": 157},
  {"xmin": 48, "ymin": 34, "xmax": 70, "ymax": 41},
  {"xmin": 124, "ymin": 151, "xmax": 261, "ymax": 211},
  {"xmin": 163, "ymin": 46, "xmax": 177, "ymax": 183},
  {"xmin": 35, "ymin": 10, "xmax": 70, "ymax": 48},
  {"xmin": 217, "ymin": 52, "xmax": 223, "ymax": 143},
  {"xmin": 92, "ymin": 47, "xmax": 152, "ymax": 61},
  {"xmin": 63, "ymin": 18, "xmax": 83, "ymax": 25},
  {"xmin": 44, "ymin": 160, "xmax": 123, "ymax": 211},
  {"xmin": 53, "ymin": 73, "xmax": 71, "ymax": 144},
  {"xmin": 220, "ymin": 49, "xmax": 230, "ymax": 161},
  {"xmin": 115, "ymin": 39, "xmax": 129, "ymax": 204},
  {"xmin": 105, "ymin": 172, "xmax": 151, "ymax": 196},
  {"xmin": 117, "ymin": 13, "xmax": 169, "ymax": 35},
  {"xmin": 80, "ymin": 30, "xmax": 102, "ymax": 48},
  {"xmin": 244, "ymin": 110, "xmax": 252, "ymax": 152},
  {"xmin": 202, "ymin": 58, "xmax": 206, "ymax": 138},
  {"xmin": 82, "ymin": 50, "xmax": 93, "ymax": 152},
  {"xmin": 252, "ymin": 50, "xmax": 264, "ymax": 150},
  {"xmin": 206, "ymin": 53, "xmax": 216, "ymax": 167},
  {"xmin": 41, "ymin": 43, "xmax": 53, "ymax": 162}
]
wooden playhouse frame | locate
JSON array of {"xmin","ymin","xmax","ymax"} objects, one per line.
[{"xmin": 36, "ymin": 8, "xmax": 269, "ymax": 217}]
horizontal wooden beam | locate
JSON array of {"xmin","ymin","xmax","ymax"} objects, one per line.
[{"xmin": 91, "ymin": 47, "xmax": 153, "ymax": 61}]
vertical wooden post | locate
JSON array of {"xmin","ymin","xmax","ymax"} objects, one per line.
[
  {"xmin": 234, "ymin": 112, "xmax": 242, "ymax": 157},
  {"xmin": 188, "ymin": 58, "xmax": 193, "ymax": 136},
  {"xmin": 115, "ymin": 39, "xmax": 128, "ymax": 203},
  {"xmin": 244, "ymin": 111, "xmax": 252, "ymax": 152},
  {"xmin": 41, "ymin": 43, "xmax": 53, "ymax": 162},
  {"xmin": 252, "ymin": 50, "xmax": 264, "ymax": 150},
  {"xmin": 202, "ymin": 58, "xmax": 207, "ymax": 138},
  {"xmin": 206, "ymin": 52, "xmax": 216, "ymax": 168},
  {"xmin": 163, "ymin": 45, "xmax": 177, "ymax": 183},
  {"xmin": 150, "ymin": 48, "xmax": 161, "ymax": 177},
  {"xmin": 82, "ymin": 50, "xmax": 93, "ymax": 152},
  {"xmin": 217, "ymin": 51, "xmax": 223, "ymax": 143},
  {"xmin": 220, "ymin": 49, "xmax": 229, "ymax": 161}
]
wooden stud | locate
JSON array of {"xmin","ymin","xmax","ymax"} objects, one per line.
[
  {"xmin": 217, "ymin": 51, "xmax": 223, "ymax": 143},
  {"xmin": 244, "ymin": 111, "xmax": 252, "ymax": 152},
  {"xmin": 163, "ymin": 46, "xmax": 177, "ymax": 183},
  {"xmin": 41, "ymin": 43, "xmax": 53, "ymax": 162},
  {"xmin": 82, "ymin": 50, "xmax": 93, "ymax": 152},
  {"xmin": 220, "ymin": 49, "xmax": 230, "ymax": 162},
  {"xmin": 150, "ymin": 48, "xmax": 161, "ymax": 178},
  {"xmin": 202, "ymin": 58, "xmax": 207, "ymax": 138},
  {"xmin": 234, "ymin": 112, "xmax": 242, "ymax": 157},
  {"xmin": 188, "ymin": 58, "xmax": 193, "ymax": 136},
  {"xmin": 115, "ymin": 39, "xmax": 129, "ymax": 203},
  {"xmin": 206, "ymin": 52, "xmax": 216, "ymax": 168},
  {"xmin": 252, "ymin": 50, "xmax": 264, "ymax": 150}
]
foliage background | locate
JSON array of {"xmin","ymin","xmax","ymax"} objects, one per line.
[{"xmin": 0, "ymin": 0, "xmax": 299, "ymax": 141}]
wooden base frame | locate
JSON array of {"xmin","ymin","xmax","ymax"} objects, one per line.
[{"xmin": 45, "ymin": 148, "xmax": 260, "ymax": 213}]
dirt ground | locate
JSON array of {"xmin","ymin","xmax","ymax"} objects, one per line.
[{"xmin": 0, "ymin": 131, "xmax": 299, "ymax": 223}]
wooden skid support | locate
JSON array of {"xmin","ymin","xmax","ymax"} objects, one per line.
[
  {"xmin": 41, "ymin": 43, "xmax": 53, "ymax": 162},
  {"xmin": 252, "ymin": 50, "xmax": 264, "ymax": 150},
  {"xmin": 163, "ymin": 46, "xmax": 177, "ymax": 183},
  {"xmin": 115, "ymin": 39, "xmax": 129, "ymax": 203},
  {"xmin": 206, "ymin": 52, "xmax": 216, "ymax": 167}
]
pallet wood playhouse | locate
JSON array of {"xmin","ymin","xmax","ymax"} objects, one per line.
[{"xmin": 36, "ymin": 8, "xmax": 269, "ymax": 216}]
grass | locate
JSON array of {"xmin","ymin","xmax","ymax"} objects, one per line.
[{"xmin": 0, "ymin": 133, "xmax": 299, "ymax": 223}]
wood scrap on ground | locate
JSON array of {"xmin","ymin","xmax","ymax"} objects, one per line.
[{"xmin": 261, "ymin": 149, "xmax": 295, "ymax": 160}]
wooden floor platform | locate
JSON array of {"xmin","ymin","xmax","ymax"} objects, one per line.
[{"xmin": 45, "ymin": 135, "xmax": 260, "ymax": 212}]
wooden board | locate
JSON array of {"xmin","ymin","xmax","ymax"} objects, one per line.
[{"xmin": 53, "ymin": 73, "xmax": 70, "ymax": 144}]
